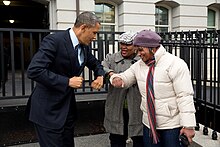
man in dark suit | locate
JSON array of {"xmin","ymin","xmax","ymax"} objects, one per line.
[{"xmin": 26, "ymin": 11, "xmax": 105, "ymax": 147}]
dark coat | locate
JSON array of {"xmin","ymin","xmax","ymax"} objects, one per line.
[{"xmin": 26, "ymin": 29, "xmax": 104, "ymax": 129}]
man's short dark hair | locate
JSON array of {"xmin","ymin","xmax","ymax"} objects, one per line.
[{"xmin": 74, "ymin": 11, "xmax": 100, "ymax": 28}]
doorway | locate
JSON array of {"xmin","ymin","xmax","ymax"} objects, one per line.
[{"xmin": 0, "ymin": 0, "xmax": 49, "ymax": 29}]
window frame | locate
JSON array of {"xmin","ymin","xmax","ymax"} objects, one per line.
[
  {"xmin": 95, "ymin": 1, "xmax": 117, "ymax": 32},
  {"xmin": 155, "ymin": 5, "xmax": 171, "ymax": 33},
  {"xmin": 207, "ymin": 8, "xmax": 218, "ymax": 30}
]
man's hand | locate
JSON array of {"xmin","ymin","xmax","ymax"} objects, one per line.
[
  {"xmin": 180, "ymin": 127, "xmax": 195, "ymax": 144},
  {"xmin": 69, "ymin": 76, "xmax": 83, "ymax": 88},
  {"xmin": 91, "ymin": 76, "xmax": 103, "ymax": 90}
]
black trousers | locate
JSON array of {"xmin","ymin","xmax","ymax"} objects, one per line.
[
  {"xmin": 34, "ymin": 100, "xmax": 76, "ymax": 147},
  {"xmin": 109, "ymin": 108, "xmax": 144, "ymax": 147},
  {"xmin": 34, "ymin": 113, "xmax": 75, "ymax": 147}
]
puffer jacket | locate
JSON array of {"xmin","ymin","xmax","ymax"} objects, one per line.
[
  {"xmin": 102, "ymin": 51, "xmax": 143, "ymax": 137},
  {"xmin": 111, "ymin": 45, "xmax": 196, "ymax": 129}
]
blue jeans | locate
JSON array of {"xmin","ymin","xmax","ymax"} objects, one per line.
[{"xmin": 143, "ymin": 125, "xmax": 184, "ymax": 147}]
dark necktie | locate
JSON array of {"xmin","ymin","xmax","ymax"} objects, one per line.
[
  {"xmin": 75, "ymin": 44, "xmax": 84, "ymax": 66},
  {"xmin": 146, "ymin": 58, "xmax": 159, "ymax": 144}
]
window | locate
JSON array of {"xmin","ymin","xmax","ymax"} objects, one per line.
[
  {"xmin": 155, "ymin": 6, "xmax": 169, "ymax": 33},
  {"xmin": 95, "ymin": 3, "xmax": 115, "ymax": 32},
  {"xmin": 207, "ymin": 9, "xmax": 216, "ymax": 30}
]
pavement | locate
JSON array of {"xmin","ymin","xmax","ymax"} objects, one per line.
[
  {"xmin": 8, "ymin": 126, "xmax": 220, "ymax": 147},
  {"xmin": 1, "ymin": 98, "xmax": 220, "ymax": 147},
  {"xmin": 192, "ymin": 124, "xmax": 220, "ymax": 147},
  {"xmin": 9, "ymin": 133, "xmax": 111, "ymax": 147}
]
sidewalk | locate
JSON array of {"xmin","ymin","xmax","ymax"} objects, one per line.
[
  {"xmin": 193, "ymin": 124, "xmax": 220, "ymax": 147},
  {"xmin": 9, "ymin": 128, "xmax": 220, "ymax": 147},
  {"xmin": 8, "ymin": 133, "xmax": 136, "ymax": 147},
  {"xmin": 10, "ymin": 133, "xmax": 111, "ymax": 147}
]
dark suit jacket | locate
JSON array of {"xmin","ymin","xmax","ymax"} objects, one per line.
[{"xmin": 27, "ymin": 29, "xmax": 104, "ymax": 129}]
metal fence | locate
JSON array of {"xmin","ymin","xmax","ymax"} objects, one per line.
[
  {"xmin": 160, "ymin": 30, "xmax": 220, "ymax": 138},
  {"xmin": 0, "ymin": 28, "xmax": 220, "ymax": 136},
  {"xmin": 0, "ymin": 28, "xmax": 122, "ymax": 100}
]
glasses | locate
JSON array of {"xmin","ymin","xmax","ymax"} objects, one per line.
[{"xmin": 120, "ymin": 42, "xmax": 133, "ymax": 46}]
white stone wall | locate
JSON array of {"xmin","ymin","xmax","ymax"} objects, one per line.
[
  {"xmin": 49, "ymin": 0, "xmax": 220, "ymax": 31},
  {"xmin": 118, "ymin": 0, "xmax": 156, "ymax": 32},
  {"xmin": 49, "ymin": 0, "xmax": 95, "ymax": 30}
]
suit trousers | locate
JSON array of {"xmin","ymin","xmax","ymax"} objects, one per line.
[{"xmin": 34, "ymin": 104, "xmax": 75, "ymax": 147}]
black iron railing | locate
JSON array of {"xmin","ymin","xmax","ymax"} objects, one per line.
[
  {"xmin": 160, "ymin": 30, "xmax": 220, "ymax": 139},
  {"xmin": 0, "ymin": 28, "xmax": 220, "ymax": 137},
  {"xmin": 0, "ymin": 28, "xmax": 122, "ymax": 100}
]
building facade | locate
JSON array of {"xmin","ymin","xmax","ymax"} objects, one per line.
[{"xmin": 48, "ymin": 0, "xmax": 220, "ymax": 32}]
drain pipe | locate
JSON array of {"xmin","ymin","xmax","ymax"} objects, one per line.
[{"xmin": 76, "ymin": 0, "xmax": 79, "ymax": 16}]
